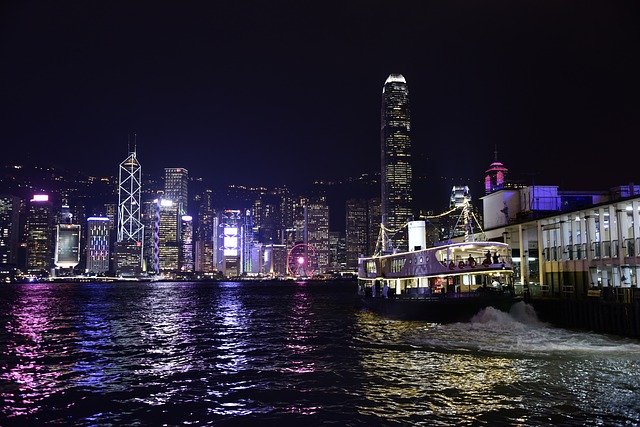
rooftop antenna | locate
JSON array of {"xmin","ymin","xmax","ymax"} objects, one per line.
[
  {"xmin": 494, "ymin": 144, "xmax": 499, "ymax": 162},
  {"xmin": 127, "ymin": 131, "xmax": 137, "ymax": 155}
]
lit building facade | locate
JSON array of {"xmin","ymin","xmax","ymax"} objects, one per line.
[
  {"xmin": 305, "ymin": 197, "xmax": 330, "ymax": 272},
  {"xmin": 164, "ymin": 167, "xmax": 189, "ymax": 214},
  {"xmin": 218, "ymin": 209, "xmax": 242, "ymax": 277},
  {"xmin": 484, "ymin": 148, "xmax": 508, "ymax": 194},
  {"xmin": 86, "ymin": 217, "xmax": 110, "ymax": 274},
  {"xmin": 180, "ymin": 215, "xmax": 193, "ymax": 272},
  {"xmin": 381, "ymin": 73, "xmax": 413, "ymax": 253},
  {"xmin": 346, "ymin": 198, "xmax": 369, "ymax": 270},
  {"xmin": 54, "ymin": 224, "xmax": 81, "ymax": 270},
  {"xmin": 263, "ymin": 244, "xmax": 287, "ymax": 277},
  {"xmin": 0, "ymin": 195, "xmax": 20, "ymax": 266},
  {"xmin": 156, "ymin": 199, "xmax": 179, "ymax": 273},
  {"xmin": 195, "ymin": 189, "xmax": 216, "ymax": 273},
  {"xmin": 116, "ymin": 147, "xmax": 144, "ymax": 276},
  {"xmin": 26, "ymin": 194, "xmax": 54, "ymax": 273}
]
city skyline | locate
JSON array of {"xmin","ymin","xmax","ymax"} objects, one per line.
[{"xmin": 2, "ymin": 1, "xmax": 640, "ymax": 207}]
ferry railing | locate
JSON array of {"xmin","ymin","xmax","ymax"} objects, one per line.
[
  {"xmin": 612, "ymin": 239, "xmax": 619, "ymax": 258},
  {"xmin": 592, "ymin": 242, "xmax": 601, "ymax": 259},
  {"xmin": 624, "ymin": 238, "xmax": 635, "ymax": 257},
  {"xmin": 566, "ymin": 244, "xmax": 574, "ymax": 260},
  {"xmin": 603, "ymin": 241, "xmax": 612, "ymax": 258}
]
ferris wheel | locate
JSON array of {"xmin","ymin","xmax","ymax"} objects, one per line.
[{"xmin": 286, "ymin": 243, "xmax": 319, "ymax": 278}]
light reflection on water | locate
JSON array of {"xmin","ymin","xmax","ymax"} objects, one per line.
[{"xmin": 1, "ymin": 282, "xmax": 639, "ymax": 425}]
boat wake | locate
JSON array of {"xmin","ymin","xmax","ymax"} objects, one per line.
[{"xmin": 410, "ymin": 301, "xmax": 640, "ymax": 358}]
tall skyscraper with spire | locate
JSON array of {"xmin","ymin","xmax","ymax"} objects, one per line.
[
  {"xmin": 115, "ymin": 136, "xmax": 144, "ymax": 276},
  {"xmin": 381, "ymin": 73, "xmax": 413, "ymax": 253}
]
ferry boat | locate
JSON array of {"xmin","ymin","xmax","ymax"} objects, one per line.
[{"xmin": 357, "ymin": 214, "xmax": 521, "ymax": 322}]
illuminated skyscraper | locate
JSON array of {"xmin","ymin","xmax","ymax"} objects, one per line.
[
  {"xmin": 345, "ymin": 199, "xmax": 369, "ymax": 269},
  {"xmin": 164, "ymin": 168, "xmax": 189, "ymax": 214},
  {"xmin": 304, "ymin": 197, "xmax": 330, "ymax": 273},
  {"xmin": 26, "ymin": 194, "xmax": 54, "ymax": 274},
  {"xmin": 180, "ymin": 215, "xmax": 193, "ymax": 272},
  {"xmin": 86, "ymin": 217, "xmax": 110, "ymax": 274},
  {"xmin": 116, "ymin": 143, "xmax": 144, "ymax": 276},
  {"xmin": 0, "ymin": 195, "xmax": 20, "ymax": 266},
  {"xmin": 156, "ymin": 199, "xmax": 179, "ymax": 273},
  {"xmin": 194, "ymin": 189, "xmax": 216, "ymax": 273},
  {"xmin": 218, "ymin": 209, "xmax": 242, "ymax": 277},
  {"xmin": 381, "ymin": 73, "xmax": 413, "ymax": 253},
  {"xmin": 54, "ymin": 224, "xmax": 81, "ymax": 271}
]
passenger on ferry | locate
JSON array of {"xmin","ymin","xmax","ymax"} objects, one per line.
[
  {"xmin": 467, "ymin": 254, "xmax": 476, "ymax": 267},
  {"xmin": 483, "ymin": 250, "xmax": 491, "ymax": 266},
  {"xmin": 492, "ymin": 252, "xmax": 500, "ymax": 264}
]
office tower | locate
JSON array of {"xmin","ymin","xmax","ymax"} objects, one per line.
[
  {"xmin": 180, "ymin": 215, "xmax": 193, "ymax": 272},
  {"xmin": 328, "ymin": 231, "xmax": 346, "ymax": 271},
  {"xmin": 164, "ymin": 168, "xmax": 188, "ymax": 214},
  {"xmin": 54, "ymin": 223, "xmax": 81, "ymax": 272},
  {"xmin": 86, "ymin": 217, "xmax": 110, "ymax": 274},
  {"xmin": 345, "ymin": 199, "xmax": 369, "ymax": 270},
  {"xmin": 142, "ymin": 200, "xmax": 157, "ymax": 274},
  {"xmin": 381, "ymin": 73, "xmax": 413, "ymax": 253},
  {"xmin": 0, "ymin": 195, "xmax": 20, "ymax": 266},
  {"xmin": 252, "ymin": 197, "xmax": 280, "ymax": 244},
  {"xmin": 368, "ymin": 198, "xmax": 382, "ymax": 257},
  {"xmin": 156, "ymin": 199, "xmax": 179, "ymax": 273},
  {"xmin": 195, "ymin": 189, "xmax": 216, "ymax": 273},
  {"xmin": 116, "ymin": 145, "xmax": 144, "ymax": 276},
  {"xmin": 218, "ymin": 209, "xmax": 242, "ymax": 277},
  {"xmin": 304, "ymin": 197, "xmax": 330, "ymax": 273},
  {"xmin": 242, "ymin": 209, "xmax": 254, "ymax": 274},
  {"xmin": 263, "ymin": 244, "xmax": 287, "ymax": 277},
  {"xmin": 105, "ymin": 203, "xmax": 118, "ymax": 231},
  {"xmin": 26, "ymin": 194, "xmax": 54, "ymax": 274}
]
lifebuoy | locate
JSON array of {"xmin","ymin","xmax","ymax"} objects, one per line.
[{"xmin": 458, "ymin": 261, "xmax": 465, "ymax": 269}]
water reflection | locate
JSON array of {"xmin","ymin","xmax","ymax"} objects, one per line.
[
  {"xmin": 1, "ymin": 284, "xmax": 74, "ymax": 418},
  {"xmin": 354, "ymin": 301, "xmax": 640, "ymax": 425}
]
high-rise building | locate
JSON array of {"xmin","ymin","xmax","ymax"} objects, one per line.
[
  {"xmin": 304, "ymin": 197, "xmax": 330, "ymax": 273},
  {"xmin": 116, "ymin": 145, "xmax": 144, "ymax": 276},
  {"xmin": 180, "ymin": 215, "xmax": 193, "ymax": 272},
  {"xmin": 26, "ymin": 194, "xmax": 54, "ymax": 274},
  {"xmin": 381, "ymin": 73, "xmax": 413, "ymax": 253},
  {"xmin": 368, "ymin": 198, "xmax": 382, "ymax": 256},
  {"xmin": 164, "ymin": 168, "xmax": 189, "ymax": 214},
  {"xmin": 263, "ymin": 244, "xmax": 287, "ymax": 277},
  {"xmin": 218, "ymin": 209, "xmax": 242, "ymax": 277},
  {"xmin": 156, "ymin": 198, "xmax": 179, "ymax": 273},
  {"xmin": 54, "ymin": 224, "xmax": 81, "ymax": 271},
  {"xmin": 86, "ymin": 217, "xmax": 110, "ymax": 274},
  {"xmin": 194, "ymin": 189, "xmax": 216, "ymax": 273},
  {"xmin": 0, "ymin": 195, "xmax": 20, "ymax": 266},
  {"xmin": 345, "ymin": 199, "xmax": 369, "ymax": 269}
]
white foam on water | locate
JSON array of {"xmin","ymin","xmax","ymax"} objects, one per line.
[{"xmin": 412, "ymin": 301, "xmax": 640, "ymax": 357}]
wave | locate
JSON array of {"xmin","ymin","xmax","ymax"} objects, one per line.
[{"xmin": 410, "ymin": 302, "xmax": 640, "ymax": 357}]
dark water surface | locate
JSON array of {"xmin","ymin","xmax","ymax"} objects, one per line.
[{"xmin": 1, "ymin": 281, "xmax": 640, "ymax": 426}]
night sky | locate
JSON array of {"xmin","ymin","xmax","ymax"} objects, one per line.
[{"xmin": 2, "ymin": 1, "xmax": 640, "ymax": 209}]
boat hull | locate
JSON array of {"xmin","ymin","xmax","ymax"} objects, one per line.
[{"xmin": 360, "ymin": 293, "xmax": 521, "ymax": 322}]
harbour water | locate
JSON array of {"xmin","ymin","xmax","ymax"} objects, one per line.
[{"xmin": 1, "ymin": 281, "xmax": 639, "ymax": 426}]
